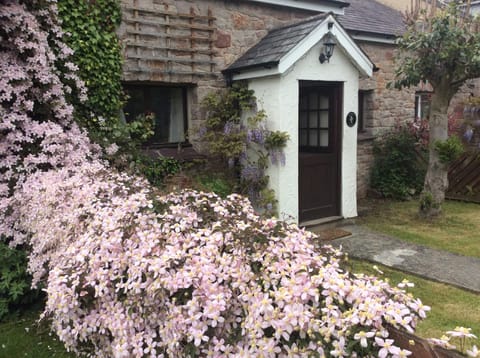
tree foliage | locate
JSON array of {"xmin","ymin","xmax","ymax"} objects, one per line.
[
  {"xmin": 394, "ymin": 2, "xmax": 480, "ymax": 93},
  {"xmin": 393, "ymin": 1, "xmax": 480, "ymax": 217}
]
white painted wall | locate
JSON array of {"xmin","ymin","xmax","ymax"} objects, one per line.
[{"xmin": 247, "ymin": 41, "xmax": 360, "ymax": 223}]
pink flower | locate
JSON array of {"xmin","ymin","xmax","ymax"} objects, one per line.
[
  {"xmin": 375, "ymin": 337, "xmax": 401, "ymax": 358},
  {"xmin": 354, "ymin": 330, "xmax": 375, "ymax": 348},
  {"xmin": 446, "ymin": 327, "xmax": 477, "ymax": 339},
  {"xmin": 467, "ymin": 345, "xmax": 479, "ymax": 358}
]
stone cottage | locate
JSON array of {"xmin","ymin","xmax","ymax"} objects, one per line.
[{"xmin": 118, "ymin": 0, "xmax": 479, "ymax": 224}]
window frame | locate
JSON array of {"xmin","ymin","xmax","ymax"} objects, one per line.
[
  {"xmin": 415, "ymin": 91, "xmax": 432, "ymax": 122},
  {"xmin": 299, "ymin": 86, "xmax": 335, "ymax": 153},
  {"xmin": 358, "ymin": 89, "xmax": 373, "ymax": 134},
  {"xmin": 122, "ymin": 82, "xmax": 190, "ymax": 147}
]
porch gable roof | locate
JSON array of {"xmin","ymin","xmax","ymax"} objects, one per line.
[{"xmin": 223, "ymin": 14, "xmax": 374, "ymax": 80}]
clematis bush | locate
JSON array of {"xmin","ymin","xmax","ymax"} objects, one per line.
[
  {"xmin": 0, "ymin": 0, "xmax": 100, "ymax": 315},
  {"xmin": 10, "ymin": 161, "xmax": 427, "ymax": 357}
]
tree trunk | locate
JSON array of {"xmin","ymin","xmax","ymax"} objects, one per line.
[{"xmin": 419, "ymin": 83, "xmax": 454, "ymax": 218}]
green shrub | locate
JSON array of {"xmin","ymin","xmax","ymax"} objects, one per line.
[
  {"xmin": 371, "ymin": 127, "xmax": 427, "ymax": 200},
  {"xmin": 434, "ymin": 136, "xmax": 464, "ymax": 164},
  {"xmin": 134, "ymin": 155, "xmax": 181, "ymax": 188},
  {"xmin": 0, "ymin": 242, "xmax": 39, "ymax": 321},
  {"xmin": 195, "ymin": 174, "xmax": 235, "ymax": 198}
]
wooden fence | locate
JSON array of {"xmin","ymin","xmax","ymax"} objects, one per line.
[{"xmin": 446, "ymin": 152, "xmax": 480, "ymax": 203}]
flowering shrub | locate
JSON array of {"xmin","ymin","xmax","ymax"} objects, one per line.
[
  {"xmin": 406, "ymin": 113, "xmax": 463, "ymax": 149},
  {"xmin": 0, "ymin": 0, "xmax": 99, "ymax": 306},
  {"xmin": 0, "ymin": 0, "xmax": 99, "ymax": 243},
  {"xmin": 11, "ymin": 164, "xmax": 428, "ymax": 357}
]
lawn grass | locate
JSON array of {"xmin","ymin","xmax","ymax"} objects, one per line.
[
  {"xmin": 0, "ymin": 302, "xmax": 73, "ymax": 358},
  {"xmin": 348, "ymin": 259, "xmax": 480, "ymax": 347},
  {"xmin": 358, "ymin": 199, "xmax": 480, "ymax": 258}
]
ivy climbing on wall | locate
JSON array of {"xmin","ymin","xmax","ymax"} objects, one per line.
[{"xmin": 57, "ymin": 0, "xmax": 124, "ymax": 145}]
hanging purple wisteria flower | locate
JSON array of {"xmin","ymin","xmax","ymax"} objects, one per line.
[
  {"xmin": 269, "ymin": 149, "xmax": 286, "ymax": 166},
  {"xmin": 198, "ymin": 125, "xmax": 207, "ymax": 138},
  {"xmin": 247, "ymin": 128, "xmax": 265, "ymax": 144},
  {"xmin": 241, "ymin": 164, "xmax": 263, "ymax": 182},
  {"xmin": 223, "ymin": 121, "xmax": 238, "ymax": 135},
  {"xmin": 464, "ymin": 127, "xmax": 474, "ymax": 142}
]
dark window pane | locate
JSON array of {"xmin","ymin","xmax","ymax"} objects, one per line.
[{"xmin": 123, "ymin": 85, "xmax": 187, "ymax": 144}]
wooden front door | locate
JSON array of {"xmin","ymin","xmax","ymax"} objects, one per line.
[{"xmin": 299, "ymin": 82, "xmax": 342, "ymax": 223}]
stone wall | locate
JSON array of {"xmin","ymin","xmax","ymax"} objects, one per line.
[
  {"xmin": 451, "ymin": 78, "xmax": 480, "ymax": 114},
  {"xmin": 118, "ymin": 0, "xmax": 314, "ymax": 132},
  {"xmin": 356, "ymin": 42, "xmax": 416, "ymax": 198},
  {"xmin": 358, "ymin": 41, "xmax": 416, "ymax": 135},
  {"xmin": 357, "ymin": 138, "xmax": 375, "ymax": 199}
]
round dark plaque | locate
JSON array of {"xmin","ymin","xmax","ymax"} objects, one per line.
[{"xmin": 346, "ymin": 112, "xmax": 357, "ymax": 127}]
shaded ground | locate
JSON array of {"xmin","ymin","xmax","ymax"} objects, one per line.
[{"xmin": 0, "ymin": 303, "xmax": 73, "ymax": 358}]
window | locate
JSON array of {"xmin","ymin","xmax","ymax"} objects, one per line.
[
  {"xmin": 358, "ymin": 90, "xmax": 373, "ymax": 133},
  {"xmin": 123, "ymin": 84, "xmax": 188, "ymax": 145},
  {"xmin": 415, "ymin": 91, "xmax": 432, "ymax": 122},
  {"xmin": 299, "ymin": 88, "xmax": 331, "ymax": 151}
]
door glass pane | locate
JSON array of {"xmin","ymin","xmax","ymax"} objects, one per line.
[
  {"xmin": 309, "ymin": 92, "xmax": 318, "ymax": 110},
  {"xmin": 309, "ymin": 131, "xmax": 318, "ymax": 146},
  {"xmin": 320, "ymin": 112, "xmax": 329, "ymax": 128},
  {"xmin": 300, "ymin": 112, "xmax": 308, "ymax": 128},
  {"xmin": 309, "ymin": 112, "xmax": 318, "ymax": 128},
  {"xmin": 320, "ymin": 130, "xmax": 329, "ymax": 147},
  {"xmin": 320, "ymin": 95, "xmax": 329, "ymax": 109},
  {"xmin": 300, "ymin": 129, "xmax": 308, "ymax": 146},
  {"xmin": 300, "ymin": 95, "xmax": 308, "ymax": 110}
]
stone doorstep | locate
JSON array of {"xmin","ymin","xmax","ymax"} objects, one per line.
[
  {"xmin": 301, "ymin": 216, "xmax": 356, "ymax": 232},
  {"xmin": 389, "ymin": 327, "xmax": 465, "ymax": 358}
]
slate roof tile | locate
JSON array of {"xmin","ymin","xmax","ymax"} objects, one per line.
[
  {"xmin": 225, "ymin": 0, "xmax": 404, "ymax": 73},
  {"xmin": 338, "ymin": 0, "xmax": 405, "ymax": 37},
  {"xmin": 225, "ymin": 14, "xmax": 328, "ymax": 72}
]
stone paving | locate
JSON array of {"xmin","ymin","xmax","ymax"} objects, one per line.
[{"xmin": 325, "ymin": 224, "xmax": 480, "ymax": 293}]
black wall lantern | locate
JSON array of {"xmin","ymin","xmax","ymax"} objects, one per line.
[{"xmin": 319, "ymin": 22, "xmax": 336, "ymax": 64}]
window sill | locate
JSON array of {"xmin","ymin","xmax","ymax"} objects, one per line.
[
  {"xmin": 357, "ymin": 132, "xmax": 376, "ymax": 142},
  {"xmin": 143, "ymin": 144, "xmax": 205, "ymax": 161}
]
